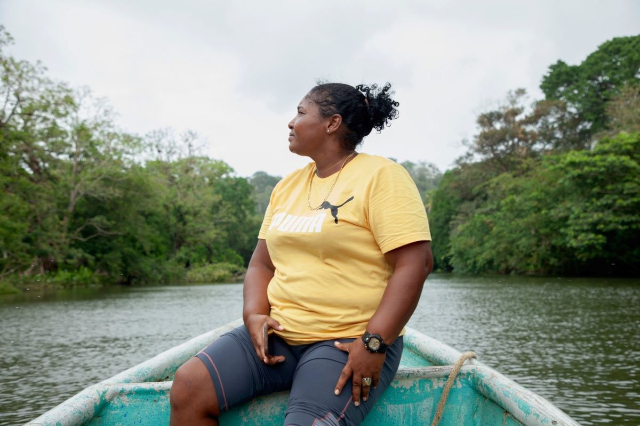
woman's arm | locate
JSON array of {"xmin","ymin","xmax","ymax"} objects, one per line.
[
  {"xmin": 242, "ymin": 239, "xmax": 275, "ymax": 322},
  {"xmin": 334, "ymin": 240, "xmax": 433, "ymax": 405},
  {"xmin": 242, "ymin": 239, "xmax": 285, "ymax": 364},
  {"xmin": 367, "ymin": 240, "xmax": 433, "ymax": 344}
]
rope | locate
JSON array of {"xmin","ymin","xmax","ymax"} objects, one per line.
[{"xmin": 430, "ymin": 351, "xmax": 477, "ymax": 426}]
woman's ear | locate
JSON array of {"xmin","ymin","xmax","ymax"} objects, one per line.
[{"xmin": 326, "ymin": 114, "xmax": 343, "ymax": 134}]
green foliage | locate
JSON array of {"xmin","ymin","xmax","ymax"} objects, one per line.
[
  {"xmin": 3, "ymin": 25, "xmax": 638, "ymax": 283},
  {"xmin": 428, "ymin": 170, "xmax": 462, "ymax": 271},
  {"xmin": 448, "ymin": 165, "xmax": 564, "ymax": 274},
  {"xmin": 430, "ymin": 34, "xmax": 640, "ymax": 276},
  {"xmin": 541, "ymin": 35, "xmax": 640, "ymax": 135},
  {"xmin": 599, "ymin": 83, "xmax": 640, "ymax": 138},
  {"xmin": 549, "ymin": 133, "xmax": 640, "ymax": 266},
  {"xmin": 400, "ymin": 161, "xmax": 442, "ymax": 208},
  {"xmin": 250, "ymin": 171, "xmax": 281, "ymax": 215},
  {"xmin": 0, "ymin": 27, "xmax": 261, "ymax": 289},
  {"xmin": 443, "ymin": 133, "xmax": 640, "ymax": 275},
  {"xmin": 3, "ymin": 266, "xmax": 107, "ymax": 289},
  {"xmin": 464, "ymin": 89, "xmax": 591, "ymax": 174},
  {"xmin": 0, "ymin": 281, "xmax": 20, "ymax": 295},
  {"xmin": 186, "ymin": 262, "xmax": 246, "ymax": 284}
]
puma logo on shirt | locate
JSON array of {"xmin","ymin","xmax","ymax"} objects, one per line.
[
  {"xmin": 267, "ymin": 196, "xmax": 354, "ymax": 233},
  {"xmin": 320, "ymin": 196, "xmax": 354, "ymax": 224}
]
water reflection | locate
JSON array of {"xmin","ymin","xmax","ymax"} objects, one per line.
[{"xmin": 1, "ymin": 275, "xmax": 639, "ymax": 425}]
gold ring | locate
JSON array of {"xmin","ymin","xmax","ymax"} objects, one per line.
[{"xmin": 362, "ymin": 377, "xmax": 372, "ymax": 387}]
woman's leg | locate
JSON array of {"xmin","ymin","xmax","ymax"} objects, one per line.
[
  {"xmin": 283, "ymin": 337, "xmax": 403, "ymax": 426},
  {"xmin": 170, "ymin": 326, "xmax": 298, "ymax": 426},
  {"xmin": 170, "ymin": 357, "xmax": 221, "ymax": 426}
]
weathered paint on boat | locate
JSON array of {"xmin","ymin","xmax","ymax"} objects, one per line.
[{"xmin": 26, "ymin": 319, "xmax": 579, "ymax": 426}]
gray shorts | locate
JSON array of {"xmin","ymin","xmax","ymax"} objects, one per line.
[{"xmin": 195, "ymin": 325, "xmax": 403, "ymax": 426}]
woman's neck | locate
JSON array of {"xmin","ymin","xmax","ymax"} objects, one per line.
[{"xmin": 313, "ymin": 150, "xmax": 356, "ymax": 178}]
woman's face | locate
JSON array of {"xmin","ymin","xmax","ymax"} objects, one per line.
[{"xmin": 287, "ymin": 95, "xmax": 329, "ymax": 156}]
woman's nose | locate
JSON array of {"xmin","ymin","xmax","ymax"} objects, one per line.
[{"xmin": 288, "ymin": 119, "xmax": 294, "ymax": 129}]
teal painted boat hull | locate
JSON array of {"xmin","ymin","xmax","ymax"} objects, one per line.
[{"xmin": 26, "ymin": 319, "xmax": 579, "ymax": 426}]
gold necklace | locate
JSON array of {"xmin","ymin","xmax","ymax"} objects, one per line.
[{"xmin": 307, "ymin": 151, "xmax": 357, "ymax": 210}]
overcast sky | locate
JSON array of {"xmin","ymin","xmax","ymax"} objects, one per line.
[{"xmin": 1, "ymin": 0, "xmax": 639, "ymax": 177}]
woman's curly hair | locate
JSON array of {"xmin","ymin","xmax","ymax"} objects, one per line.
[{"xmin": 307, "ymin": 82, "xmax": 400, "ymax": 150}]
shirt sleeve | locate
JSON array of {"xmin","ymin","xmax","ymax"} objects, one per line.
[
  {"xmin": 258, "ymin": 202, "xmax": 273, "ymax": 240},
  {"xmin": 366, "ymin": 163, "xmax": 431, "ymax": 253}
]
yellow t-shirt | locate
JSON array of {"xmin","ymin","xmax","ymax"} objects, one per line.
[{"xmin": 258, "ymin": 153, "xmax": 431, "ymax": 345}]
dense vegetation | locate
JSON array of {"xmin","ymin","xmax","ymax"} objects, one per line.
[
  {"xmin": 1, "ymin": 28, "xmax": 638, "ymax": 294},
  {"xmin": 430, "ymin": 35, "xmax": 640, "ymax": 276},
  {"xmin": 0, "ymin": 27, "xmax": 262, "ymax": 292}
]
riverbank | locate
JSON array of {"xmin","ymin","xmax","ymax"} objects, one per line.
[
  {"xmin": 4, "ymin": 266, "xmax": 638, "ymax": 297},
  {"xmin": 0, "ymin": 262, "xmax": 246, "ymax": 295}
]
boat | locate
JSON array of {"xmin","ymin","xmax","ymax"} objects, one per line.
[{"xmin": 26, "ymin": 319, "xmax": 579, "ymax": 425}]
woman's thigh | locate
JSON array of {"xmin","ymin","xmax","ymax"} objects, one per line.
[
  {"xmin": 195, "ymin": 325, "xmax": 299, "ymax": 413},
  {"xmin": 284, "ymin": 337, "xmax": 403, "ymax": 426}
]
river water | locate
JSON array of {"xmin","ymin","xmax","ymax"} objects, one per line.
[{"xmin": 1, "ymin": 274, "xmax": 638, "ymax": 425}]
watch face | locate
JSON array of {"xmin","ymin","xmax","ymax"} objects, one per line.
[{"xmin": 369, "ymin": 337, "xmax": 381, "ymax": 351}]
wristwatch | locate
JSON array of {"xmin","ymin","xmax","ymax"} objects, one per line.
[{"xmin": 362, "ymin": 331, "xmax": 389, "ymax": 354}]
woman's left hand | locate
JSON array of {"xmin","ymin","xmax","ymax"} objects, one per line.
[{"xmin": 333, "ymin": 340, "xmax": 386, "ymax": 406}]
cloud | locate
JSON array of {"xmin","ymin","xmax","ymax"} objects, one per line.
[{"xmin": 1, "ymin": 0, "xmax": 638, "ymax": 177}]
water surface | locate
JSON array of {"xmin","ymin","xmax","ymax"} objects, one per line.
[{"xmin": 1, "ymin": 274, "xmax": 638, "ymax": 425}]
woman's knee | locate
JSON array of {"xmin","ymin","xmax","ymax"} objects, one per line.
[{"xmin": 170, "ymin": 357, "xmax": 220, "ymax": 417}]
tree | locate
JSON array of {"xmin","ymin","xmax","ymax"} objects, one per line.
[
  {"xmin": 446, "ymin": 133, "xmax": 640, "ymax": 275},
  {"xmin": 463, "ymin": 89, "xmax": 591, "ymax": 174},
  {"xmin": 549, "ymin": 132, "xmax": 640, "ymax": 273},
  {"xmin": 599, "ymin": 83, "xmax": 640, "ymax": 137},
  {"xmin": 428, "ymin": 170, "xmax": 462, "ymax": 271},
  {"xmin": 400, "ymin": 161, "xmax": 441, "ymax": 209},
  {"xmin": 420, "ymin": 35, "xmax": 640, "ymax": 276},
  {"xmin": 541, "ymin": 35, "xmax": 640, "ymax": 136},
  {"xmin": 0, "ymin": 25, "xmax": 75, "ymax": 276},
  {"xmin": 0, "ymin": 25, "xmax": 264, "ymax": 287},
  {"xmin": 249, "ymin": 171, "xmax": 281, "ymax": 215}
]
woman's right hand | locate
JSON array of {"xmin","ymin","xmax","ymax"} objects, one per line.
[{"xmin": 245, "ymin": 313, "xmax": 286, "ymax": 365}]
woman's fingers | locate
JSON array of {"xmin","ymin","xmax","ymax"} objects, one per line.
[
  {"xmin": 361, "ymin": 377, "xmax": 370, "ymax": 402},
  {"xmin": 334, "ymin": 363, "xmax": 352, "ymax": 396},
  {"xmin": 256, "ymin": 337, "xmax": 286, "ymax": 364},
  {"xmin": 257, "ymin": 335, "xmax": 267, "ymax": 363},
  {"xmin": 261, "ymin": 317, "xmax": 284, "ymax": 363},
  {"xmin": 255, "ymin": 335, "xmax": 285, "ymax": 365},
  {"xmin": 352, "ymin": 373, "xmax": 362, "ymax": 406},
  {"xmin": 263, "ymin": 354, "xmax": 286, "ymax": 365},
  {"xmin": 334, "ymin": 341, "xmax": 351, "ymax": 353},
  {"xmin": 266, "ymin": 317, "xmax": 285, "ymax": 331},
  {"xmin": 372, "ymin": 371, "xmax": 381, "ymax": 389},
  {"xmin": 248, "ymin": 315, "xmax": 286, "ymax": 364}
]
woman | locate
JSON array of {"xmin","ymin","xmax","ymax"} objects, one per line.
[{"xmin": 170, "ymin": 82, "xmax": 433, "ymax": 426}]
